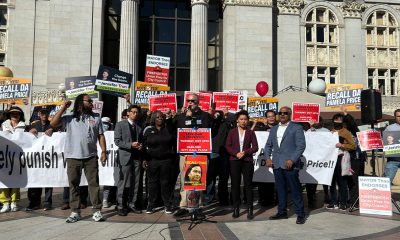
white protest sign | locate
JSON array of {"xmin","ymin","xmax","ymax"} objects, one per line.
[{"xmin": 359, "ymin": 176, "xmax": 392, "ymax": 216}]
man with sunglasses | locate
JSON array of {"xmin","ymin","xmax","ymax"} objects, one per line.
[
  {"xmin": 174, "ymin": 93, "xmax": 213, "ymax": 217},
  {"xmin": 263, "ymin": 106, "xmax": 306, "ymax": 224}
]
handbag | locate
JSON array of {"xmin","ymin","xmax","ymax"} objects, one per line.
[{"xmin": 341, "ymin": 151, "xmax": 353, "ymax": 176}]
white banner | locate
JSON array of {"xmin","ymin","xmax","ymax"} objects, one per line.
[
  {"xmin": 0, "ymin": 131, "xmax": 119, "ymax": 188},
  {"xmin": 253, "ymin": 131, "xmax": 339, "ymax": 185}
]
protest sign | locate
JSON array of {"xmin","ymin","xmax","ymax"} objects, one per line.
[
  {"xmin": 144, "ymin": 54, "xmax": 170, "ymax": 85},
  {"xmin": 92, "ymin": 100, "xmax": 104, "ymax": 116},
  {"xmin": 95, "ymin": 65, "xmax": 132, "ymax": 97},
  {"xmin": 0, "ymin": 77, "xmax": 32, "ymax": 105},
  {"xmin": 177, "ymin": 128, "xmax": 212, "ymax": 153},
  {"xmin": 247, "ymin": 97, "xmax": 279, "ymax": 121},
  {"xmin": 357, "ymin": 130, "xmax": 383, "ymax": 151},
  {"xmin": 149, "ymin": 93, "xmax": 177, "ymax": 113},
  {"xmin": 213, "ymin": 92, "xmax": 239, "ymax": 112},
  {"xmin": 359, "ymin": 177, "xmax": 392, "ymax": 216},
  {"xmin": 32, "ymin": 90, "xmax": 64, "ymax": 106},
  {"xmin": 183, "ymin": 155, "xmax": 207, "ymax": 191},
  {"xmin": 133, "ymin": 81, "xmax": 170, "ymax": 106},
  {"xmin": 224, "ymin": 90, "xmax": 248, "ymax": 110},
  {"xmin": 253, "ymin": 131, "xmax": 339, "ymax": 185},
  {"xmin": 382, "ymin": 131, "xmax": 400, "ymax": 157},
  {"xmin": 65, "ymin": 76, "xmax": 98, "ymax": 100},
  {"xmin": 325, "ymin": 84, "xmax": 363, "ymax": 111},
  {"xmin": 183, "ymin": 91, "xmax": 212, "ymax": 111},
  {"xmin": 292, "ymin": 102, "xmax": 320, "ymax": 123}
]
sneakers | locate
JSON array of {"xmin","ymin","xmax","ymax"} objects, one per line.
[
  {"xmin": 326, "ymin": 204, "xmax": 339, "ymax": 210},
  {"xmin": 66, "ymin": 212, "xmax": 81, "ymax": 223},
  {"xmin": 339, "ymin": 204, "xmax": 347, "ymax": 211},
  {"xmin": 165, "ymin": 206, "xmax": 174, "ymax": 214},
  {"xmin": 145, "ymin": 207, "xmax": 154, "ymax": 214},
  {"xmin": 102, "ymin": 200, "xmax": 110, "ymax": 208},
  {"xmin": 0, "ymin": 203, "xmax": 10, "ymax": 213},
  {"xmin": 26, "ymin": 204, "xmax": 40, "ymax": 211},
  {"xmin": 11, "ymin": 202, "xmax": 18, "ymax": 212},
  {"xmin": 92, "ymin": 211, "xmax": 105, "ymax": 222}
]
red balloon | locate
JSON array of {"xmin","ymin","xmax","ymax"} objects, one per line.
[{"xmin": 256, "ymin": 81, "xmax": 269, "ymax": 97}]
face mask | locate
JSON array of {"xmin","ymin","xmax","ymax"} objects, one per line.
[{"xmin": 333, "ymin": 122, "xmax": 343, "ymax": 130}]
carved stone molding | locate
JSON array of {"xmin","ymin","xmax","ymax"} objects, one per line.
[
  {"xmin": 277, "ymin": 0, "xmax": 304, "ymax": 15},
  {"xmin": 222, "ymin": 0, "xmax": 273, "ymax": 9},
  {"xmin": 191, "ymin": 0, "xmax": 209, "ymax": 6},
  {"xmin": 339, "ymin": 0, "xmax": 366, "ymax": 18}
]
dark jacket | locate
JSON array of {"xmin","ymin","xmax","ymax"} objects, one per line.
[
  {"xmin": 143, "ymin": 125, "xmax": 175, "ymax": 160},
  {"xmin": 225, "ymin": 128, "xmax": 259, "ymax": 162},
  {"xmin": 176, "ymin": 107, "xmax": 213, "ymax": 129}
]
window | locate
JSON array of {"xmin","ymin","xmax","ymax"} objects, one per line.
[
  {"xmin": 366, "ymin": 11, "xmax": 399, "ymax": 96},
  {"xmin": 305, "ymin": 7, "xmax": 339, "ymax": 87}
]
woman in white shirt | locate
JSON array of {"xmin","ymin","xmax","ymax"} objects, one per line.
[{"xmin": 0, "ymin": 106, "xmax": 26, "ymax": 213}]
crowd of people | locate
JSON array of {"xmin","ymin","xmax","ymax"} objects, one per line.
[{"xmin": 0, "ymin": 93, "xmax": 399, "ymax": 225}]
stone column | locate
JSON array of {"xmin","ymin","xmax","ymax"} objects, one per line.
[
  {"xmin": 118, "ymin": 0, "xmax": 139, "ymax": 119},
  {"xmin": 190, "ymin": 0, "xmax": 208, "ymax": 91}
]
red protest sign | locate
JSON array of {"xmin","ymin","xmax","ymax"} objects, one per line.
[
  {"xmin": 183, "ymin": 91, "xmax": 212, "ymax": 111},
  {"xmin": 144, "ymin": 55, "xmax": 170, "ymax": 85},
  {"xmin": 177, "ymin": 128, "xmax": 212, "ymax": 153},
  {"xmin": 212, "ymin": 92, "xmax": 239, "ymax": 112},
  {"xmin": 149, "ymin": 93, "xmax": 177, "ymax": 113},
  {"xmin": 357, "ymin": 130, "xmax": 384, "ymax": 151},
  {"xmin": 292, "ymin": 102, "xmax": 320, "ymax": 123},
  {"xmin": 183, "ymin": 155, "xmax": 207, "ymax": 191}
]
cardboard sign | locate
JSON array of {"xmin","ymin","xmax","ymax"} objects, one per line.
[
  {"xmin": 183, "ymin": 91, "xmax": 212, "ymax": 111},
  {"xmin": 359, "ymin": 177, "xmax": 392, "ymax": 216},
  {"xmin": 382, "ymin": 131, "xmax": 400, "ymax": 157},
  {"xmin": 292, "ymin": 102, "xmax": 320, "ymax": 123},
  {"xmin": 213, "ymin": 92, "xmax": 239, "ymax": 112},
  {"xmin": 183, "ymin": 155, "xmax": 207, "ymax": 191},
  {"xmin": 177, "ymin": 128, "xmax": 212, "ymax": 153},
  {"xmin": 144, "ymin": 54, "xmax": 170, "ymax": 85},
  {"xmin": 247, "ymin": 97, "xmax": 279, "ymax": 121},
  {"xmin": 65, "ymin": 76, "xmax": 99, "ymax": 100},
  {"xmin": 325, "ymin": 84, "xmax": 363, "ymax": 111},
  {"xmin": 149, "ymin": 93, "xmax": 177, "ymax": 113},
  {"xmin": 224, "ymin": 90, "xmax": 248, "ymax": 110},
  {"xmin": 0, "ymin": 77, "xmax": 32, "ymax": 105},
  {"xmin": 357, "ymin": 130, "xmax": 383, "ymax": 151},
  {"xmin": 133, "ymin": 81, "xmax": 170, "ymax": 106},
  {"xmin": 95, "ymin": 65, "xmax": 132, "ymax": 97}
]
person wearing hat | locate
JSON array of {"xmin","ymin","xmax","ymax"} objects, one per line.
[{"xmin": 0, "ymin": 106, "xmax": 26, "ymax": 213}]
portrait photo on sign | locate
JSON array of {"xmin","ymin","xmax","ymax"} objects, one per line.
[{"xmin": 183, "ymin": 155, "xmax": 207, "ymax": 191}]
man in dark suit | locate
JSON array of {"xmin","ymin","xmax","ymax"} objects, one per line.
[
  {"xmin": 264, "ymin": 106, "xmax": 306, "ymax": 224},
  {"xmin": 114, "ymin": 105, "xmax": 143, "ymax": 216}
]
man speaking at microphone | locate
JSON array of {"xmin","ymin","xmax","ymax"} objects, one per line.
[{"xmin": 174, "ymin": 93, "xmax": 213, "ymax": 217}]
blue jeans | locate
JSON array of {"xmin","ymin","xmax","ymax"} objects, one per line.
[{"xmin": 385, "ymin": 161, "xmax": 400, "ymax": 184}]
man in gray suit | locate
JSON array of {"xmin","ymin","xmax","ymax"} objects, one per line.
[
  {"xmin": 264, "ymin": 106, "xmax": 306, "ymax": 224},
  {"xmin": 114, "ymin": 105, "xmax": 143, "ymax": 216}
]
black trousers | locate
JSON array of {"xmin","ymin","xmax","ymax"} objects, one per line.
[
  {"xmin": 230, "ymin": 160, "xmax": 254, "ymax": 208},
  {"xmin": 28, "ymin": 188, "xmax": 53, "ymax": 207},
  {"xmin": 147, "ymin": 159, "xmax": 172, "ymax": 208},
  {"xmin": 347, "ymin": 157, "xmax": 361, "ymax": 205}
]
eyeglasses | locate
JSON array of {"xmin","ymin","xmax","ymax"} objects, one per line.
[
  {"xmin": 187, "ymin": 99, "xmax": 197, "ymax": 103},
  {"xmin": 278, "ymin": 112, "xmax": 290, "ymax": 116},
  {"xmin": 83, "ymin": 99, "xmax": 93, "ymax": 103}
]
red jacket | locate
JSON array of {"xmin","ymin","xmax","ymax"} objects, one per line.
[{"xmin": 225, "ymin": 128, "xmax": 258, "ymax": 161}]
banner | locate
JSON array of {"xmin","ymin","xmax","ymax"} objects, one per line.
[
  {"xmin": 213, "ymin": 92, "xmax": 239, "ymax": 112},
  {"xmin": 133, "ymin": 81, "xmax": 170, "ymax": 106},
  {"xmin": 95, "ymin": 65, "xmax": 132, "ymax": 97},
  {"xmin": 144, "ymin": 54, "xmax": 170, "ymax": 85},
  {"xmin": 357, "ymin": 130, "xmax": 383, "ymax": 151},
  {"xmin": 247, "ymin": 97, "xmax": 279, "ymax": 121},
  {"xmin": 149, "ymin": 93, "xmax": 177, "ymax": 113},
  {"xmin": 292, "ymin": 102, "xmax": 320, "ymax": 123},
  {"xmin": 183, "ymin": 155, "xmax": 207, "ymax": 191},
  {"xmin": 359, "ymin": 177, "xmax": 392, "ymax": 216},
  {"xmin": 382, "ymin": 131, "xmax": 400, "ymax": 156},
  {"xmin": 325, "ymin": 84, "xmax": 363, "ymax": 111},
  {"xmin": 253, "ymin": 131, "xmax": 339, "ymax": 185},
  {"xmin": 0, "ymin": 131, "xmax": 119, "ymax": 188},
  {"xmin": 224, "ymin": 90, "xmax": 248, "ymax": 110},
  {"xmin": 32, "ymin": 90, "xmax": 64, "ymax": 106},
  {"xmin": 183, "ymin": 91, "xmax": 212, "ymax": 111},
  {"xmin": 65, "ymin": 76, "xmax": 98, "ymax": 100},
  {"xmin": 0, "ymin": 77, "xmax": 32, "ymax": 105},
  {"xmin": 177, "ymin": 128, "xmax": 212, "ymax": 153}
]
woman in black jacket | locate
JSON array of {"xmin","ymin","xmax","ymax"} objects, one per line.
[{"xmin": 142, "ymin": 110, "xmax": 176, "ymax": 214}]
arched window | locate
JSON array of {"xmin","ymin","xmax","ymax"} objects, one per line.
[
  {"xmin": 305, "ymin": 7, "xmax": 340, "ymax": 87},
  {"xmin": 366, "ymin": 10, "xmax": 399, "ymax": 96}
]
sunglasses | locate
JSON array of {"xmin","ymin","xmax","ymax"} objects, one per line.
[
  {"xmin": 187, "ymin": 99, "xmax": 197, "ymax": 103},
  {"xmin": 278, "ymin": 112, "xmax": 290, "ymax": 115}
]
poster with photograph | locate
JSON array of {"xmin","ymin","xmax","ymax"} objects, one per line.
[
  {"xmin": 183, "ymin": 155, "xmax": 207, "ymax": 191},
  {"xmin": 95, "ymin": 65, "xmax": 133, "ymax": 97},
  {"xmin": 144, "ymin": 54, "xmax": 170, "ymax": 85},
  {"xmin": 224, "ymin": 89, "xmax": 248, "ymax": 110},
  {"xmin": 382, "ymin": 131, "xmax": 400, "ymax": 157},
  {"xmin": 65, "ymin": 76, "xmax": 98, "ymax": 100},
  {"xmin": 0, "ymin": 77, "xmax": 32, "ymax": 105}
]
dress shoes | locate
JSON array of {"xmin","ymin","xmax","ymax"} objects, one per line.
[
  {"xmin": 269, "ymin": 212, "xmax": 288, "ymax": 220},
  {"xmin": 247, "ymin": 207, "xmax": 254, "ymax": 220},
  {"xmin": 129, "ymin": 206, "xmax": 142, "ymax": 214},
  {"xmin": 232, "ymin": 208, "xmax": 240, "ymax": 218},
  {"xmin": 296, "ymin": 216, "xmax": 306, "ymax": 224},
  {"xmin": 61, "ymin": 203, "xmax": 70, "ymax": 210},
  {"xmin": 80, "ymin": 203, "xmax": 87, "ymax": 209},
  {"xmin": 117, "ymin": 208, "xmax": 128, "ymax": 216}
]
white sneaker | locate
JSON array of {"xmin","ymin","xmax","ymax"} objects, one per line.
[
  {"xmin": 66, "ymin": 212, "xmax": 81, "ymax": 223},
  {"xmin": 102, "ymin": 200, "xmax": 110, "ymax": 208},
  {"xmin": 1, "ymin": 203, "xmax": 10, "ymax": 213},
  {"xmin": 92, "ymin": 211, "xmax": 105, "ymax": 222},
  {"xmin": 10, "ymin": 202, "xmax": 18, "ymax": 212}
]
